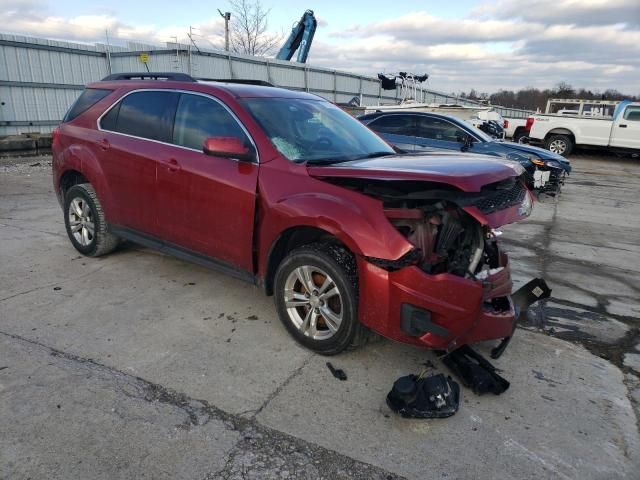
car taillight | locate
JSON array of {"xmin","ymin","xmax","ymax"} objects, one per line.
[
  {"xmin": 52, "ymin": 127, "xmax": 60, "ymax": 146},
  {"xmin": 525, "ymin": 117, "xmax": 534, "ymax": 131},
  {"xmin": 503, "ymin": 119, "xmax": 509, "ymax": 129}
]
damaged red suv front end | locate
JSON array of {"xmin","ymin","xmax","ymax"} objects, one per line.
[{"xmin": 306, "ymin": 154, "xmax": 534, "ymax": 352}]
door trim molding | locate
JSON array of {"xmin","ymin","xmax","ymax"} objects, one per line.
[{"xmin": 110, "ymin": 225, "xmax": 257, "ymax": 285}]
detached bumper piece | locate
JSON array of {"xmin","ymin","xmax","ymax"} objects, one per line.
[
  {"xmin": 386, "ymin": 373, "xmax": 460, "ymax": 418},
  {"xmin": 442, "ymin": 345, "xmax": 510, "ymax": 395},
  {"xmin": 491, "ymin": 277, "xmax": 552, "ymax": 359}
]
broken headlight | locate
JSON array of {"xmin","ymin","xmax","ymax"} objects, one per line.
[{"xmin": 518, "ymin": 189, "xmax": 533, "ymax": 217}]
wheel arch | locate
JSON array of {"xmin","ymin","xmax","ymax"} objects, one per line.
[
  {"xmin": 545, "ymin": 128, "xmax": 575, "ymax": 140},
  {"xmin": 56, "ymin": 145, "xmax": 115, "ymax": 221},
  {"xmin": 264, "ymin": 226, "xmax": 353, "ymax": 296},
  {"xmin": 59, "ymin": 170, "xmax": 89, "ymax": 199}
]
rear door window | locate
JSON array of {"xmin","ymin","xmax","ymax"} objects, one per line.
[
  {"xmin": 172, "ymin": 93, "xmax": 249, "ymax": 151},
  {"xmin": 368, "ymin": 115, "xmax": 416, "ymax": 136},
  {"xmin": 623, "ymin": 106, "xmax": 640, "ymax": 121},
  {"xmin": 100, "ymin": 102, "xmax": 120, "ymax": 131},
  {"xmin": 103, "ymin": 91, "xmax": 179, "ymax": 143},
  {"xmin": 417, "ymin": 117, "xmax": 468, "ymax": 142},
  {"xmin": 63, "ymin": 88, "xmax": 112, "ymax": 122}
]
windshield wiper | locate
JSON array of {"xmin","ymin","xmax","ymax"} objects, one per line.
[
  {"xmin": 354, "ymin": 151, "xmax": 395, "ymax": 160},
  {"xmin": 304, "ymin": 151, "xmax": 395, "ymax": 166},
  {"xmin": 304, "ymin": 157, "xmax": 355, "ymax": 166}
]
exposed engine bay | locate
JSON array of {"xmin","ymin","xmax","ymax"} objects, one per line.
[
  {"xmin": 324, "ymin": 176, "xmax": 526, "ymax": 304},
  {"xmin": 387, "ymin": 207, "xmax": 485, "ymax": 278}
]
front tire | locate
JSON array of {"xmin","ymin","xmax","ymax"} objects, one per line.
[
  {"xmin": 545, "ymin": 134, "xmax": 573, "ymax": 157},
  {"xmin": 64, "ymin": 183, "xmax": 119, "ymax": 257},
  {"xmin": 274, "ymin": 243, "xmax": 367, "ymax": 355}
]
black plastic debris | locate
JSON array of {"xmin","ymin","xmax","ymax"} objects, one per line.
[
  {"xmin": 491, "ymin": 278, "xmax": 552, "ymax": 359},
  {"xmin": 442, "ymin": 345, "xmax": 510, "ymax": 395},
  {"xmin": 386, "ymin": 373, "xmax": 460, "ymax": 418},
  {"xmin": 326, "ymin": 362, "xmax": 347, "ymax": 381}
]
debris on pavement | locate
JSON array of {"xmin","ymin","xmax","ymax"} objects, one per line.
[
  {"xmin": 442, "ymin": 345, "xmax": 510, "ymax": 395},
  {"xmin": 326, "ymin": 362, "xmax": 347, "ymax": 381},
  {"xmin": 491, "ymin": 277, "xmax": 552, "ymax": 359},
  {"xmin": 386, "ymin": 373, "xmax": 460, "ymax": 418}
]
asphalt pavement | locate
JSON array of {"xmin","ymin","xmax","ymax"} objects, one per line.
[{"xmin": 1, "ymin": 153, "xmax": 638, "ymax": 479}]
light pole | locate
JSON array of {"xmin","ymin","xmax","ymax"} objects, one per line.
[{"xmin": 218, "ymin": 9, "xmax": 231, "ymax": 51}]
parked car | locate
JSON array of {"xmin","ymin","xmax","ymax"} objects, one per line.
[
  {"xmin": 53, "ymin": 72, "xmax": 536, "ymax": 356},
  {"xmin": 525, "ymin": 100, "xmax": 640, "ymax": 156},
  {"xmin": 358, "ymin": 111, "xmax": 571, "ymax": 193}
]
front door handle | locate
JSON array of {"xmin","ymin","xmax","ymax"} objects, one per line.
[
  {"xmin": 164, "ymin": 158, "xmax": 181, "ymax": 172},
  {"xmin": 619, "ymin": 124, "xmax": 627, "ymax": 128}
]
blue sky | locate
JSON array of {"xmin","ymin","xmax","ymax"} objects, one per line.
[{"xmin": 2, "ymin": 0, "xmax": 639, "ymax": 94}]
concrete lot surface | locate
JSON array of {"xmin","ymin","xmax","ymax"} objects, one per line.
[{"xmin": 1, "ymin": 153, "xmax": 639, "ymax": 479}]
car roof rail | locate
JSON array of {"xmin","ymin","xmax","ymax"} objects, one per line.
[
  {"xmin": 197, "ymin": 78, "xmax": 274, "ymax": 87},
  {"xmin": 101, "ymin": 72, "xmax": 197, "ymax": 82}
]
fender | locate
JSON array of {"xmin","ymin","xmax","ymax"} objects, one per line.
[
  {"xmin": 257, "ymin": 189, "xmax": 415, "ymax": 278},
  {"xmin": 547, "ymin": 127, "xmax": 575, "ymax": 137},
  {"xmin": 59, "ymin": 142, "xmax": 116, "ymax": 221}
]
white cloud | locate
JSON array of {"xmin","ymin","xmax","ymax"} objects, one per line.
[
  {"xmin": 0, "ymin": 6, "xmax": 226, "ymax": 48},
  {"xmin": 0, "ymin": 0, "xmax": 637, "ymax": 94},
  {"xmin": 312, "ymin": 1, "xmax": 639, "ymax": 94},
  {"xmin": 473, "ymin": 0, "xmax": 640, "ymax": 27},
  {"xmin": 338, "ymin": 12, "xmax": 544, "ymax": 43}
]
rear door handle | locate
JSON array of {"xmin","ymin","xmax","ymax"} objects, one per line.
[
  {"xmin": 619, "ymin": 124, "xmax": 627, "ymax": 128},
  {"xmin": 164, "ymin": 158, "xmax": 181, "ymax": 172},
  {"xmin": 96, "ymin": 138, "xmax": 110, "ymax": 151}
]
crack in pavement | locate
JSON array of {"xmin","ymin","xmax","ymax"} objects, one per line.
[
  {"xmin": 0, "ymin": 221, "xmax": 65, "ymax": 239},
  {"xmin": 0, "ymin": 263, "xmax": 108, "ymax": 303},
  {"xmin": 0, "ymin": 330, "xmax": 403, "ymax": 480},
  {"xmin": 252, "ymin": 353, "xmax": 314, "ymax": 419}
]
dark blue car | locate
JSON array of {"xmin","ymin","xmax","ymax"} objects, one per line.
[{"xmin": 358, "ymin": 111, "xmax": 571, "ymax": 193}]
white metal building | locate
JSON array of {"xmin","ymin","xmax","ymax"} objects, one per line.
[{"xmin": 0, "ymin": 33, "xmax": 532, "ymax": 136}]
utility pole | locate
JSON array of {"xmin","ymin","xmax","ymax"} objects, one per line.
[
  {"xmin": 104, "ymin": 29, "xmax": 112, "ymax": 74},
  {"xmin": 188, "ymin": 26, "xmax": 194, "ymax": 75},
  {"xmin": 218, "ymin": 9, "xmax": 231, "ymax": 51}
]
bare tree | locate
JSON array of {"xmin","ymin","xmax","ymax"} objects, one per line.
[{"xmin": 228, "ymin": 0, "xmax": 282, "ymax": 56}]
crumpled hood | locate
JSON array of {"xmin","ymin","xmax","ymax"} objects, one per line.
[
  {"xmin": 307, "ymin": 152, "xmax": 524, "ymax": 193},
  {"xmin": 496, "ymin": 141, "xmax": 572, "ymax": 172}
]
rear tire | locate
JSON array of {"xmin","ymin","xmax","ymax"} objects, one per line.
[
  {"xmin": 274, "ymin": 243, "xmax": 370, "ymax": 355},
  {"xmin": 513, "ymin": 129, "xmax": 527, "ymax": 143},
  {"xmin": 64, "ymin": 183, "xmax": 119, "ymax": 257},
  {"xmin": 545, "ymin": 134, "xmax": 573, "ymax": 157}
]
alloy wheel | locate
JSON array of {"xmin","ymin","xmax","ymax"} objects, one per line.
[
  {"xmin": 283, "ymin": 265, "xmax": 343, "ymax": 340},
  {"xmin": 549, "ymin": 139, "xmax": 567, "ymax": 155},
  {"xmin": 68, "ymin": 197, "xmax": 95, "ymax": 247}
]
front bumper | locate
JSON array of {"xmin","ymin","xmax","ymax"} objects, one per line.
[{"xmin": 357, "ymin": 251, "xmax": 516, "ymax": 351}]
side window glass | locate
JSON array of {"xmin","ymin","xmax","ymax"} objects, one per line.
[
  {"xmin": 100, "ymin": 102, "xmax": 121, "ymax": 131},
  {"xmin": 113, "ymin": 91, "xmax": 179, "ymax": 142},
  {"xmin": 173, "ymin": 94, "xmax": 249, "ymax": 151},
  {"xmin": 63, "ymin": 88, "xmax": 112, "ymax": 122},
  {"xmin": 623, "ymin": 106, "xmax": 640, "ymax": 121},
  {"xmin": 369, "ymin": 115, "xmax": 415, "ymax": 136},
  {"xmin": 418, "ymin": 117, "xmax": 467, "ymax": 142}
]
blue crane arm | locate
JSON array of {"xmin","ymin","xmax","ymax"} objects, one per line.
[{"xmin": 276, "ymin": 10, "xmax": 317, "ymax": 63}]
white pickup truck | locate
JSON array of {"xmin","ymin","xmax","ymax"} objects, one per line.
[
  {"xmin": 504, "ymin": 118, "xmax": 528, "ymax": 141},
  {"xmin": 526, "ymin": 100, "xmax": 640, "ymax": 156}
]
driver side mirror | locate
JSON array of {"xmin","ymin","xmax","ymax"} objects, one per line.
[
  {"xmin": 457, "ymin": 133, "xmax": 474, "ymax": 152},
  {"xmin": 203, "ymin": 136, "xmax": 255, "ymax": 162}
]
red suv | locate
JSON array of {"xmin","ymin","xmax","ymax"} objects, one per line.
[{"xmin": 53, "ymin": 73, "xmax": 534, "ymax": 355}]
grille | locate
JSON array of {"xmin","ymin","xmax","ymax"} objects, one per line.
[{"xmin": 473, "ymin": 182, "xmax": 526, "ymax": 214}]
